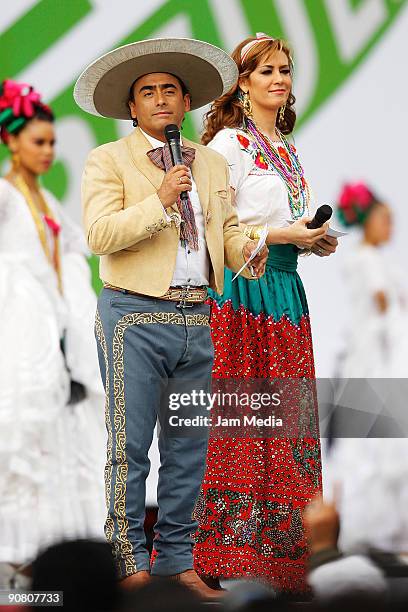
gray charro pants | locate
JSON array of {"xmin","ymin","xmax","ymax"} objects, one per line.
[{"xmin": 95, "ymin": 288, "xmax": 213, "ymax": 578}]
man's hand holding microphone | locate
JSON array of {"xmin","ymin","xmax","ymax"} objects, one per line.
[{"xmin": 157, "ymin": 164, "xmax": 192, "ymax": 208}]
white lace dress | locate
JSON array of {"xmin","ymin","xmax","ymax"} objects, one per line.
[
  {"xmin": 323, "ymin": 243, "xmax": 408, "ymax": 553},
  {"xmin": 0, "ymin": 178, "xmax": 106, "ymax": 564}
]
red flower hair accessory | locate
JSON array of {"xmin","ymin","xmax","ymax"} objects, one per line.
[
  {"xmin": 0, "ymin": 79, "xmax": 51, "ymax": 143},
  {"xmin": 337, "ymin": 182, "xmax": 376, "ymax": 227},
  {"xmin": 0, "ymin": 80, "xmax": 41, "ymax": 118}
]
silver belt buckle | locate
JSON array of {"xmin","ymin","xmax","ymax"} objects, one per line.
[{"xmin": 176, "ymin": 285, "xmax": 194, "ymax": 309}]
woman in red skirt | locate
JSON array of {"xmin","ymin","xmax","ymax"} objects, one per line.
[{"xmin": 193, "ymin": 34, "xmax": 338, "ymax": 594}]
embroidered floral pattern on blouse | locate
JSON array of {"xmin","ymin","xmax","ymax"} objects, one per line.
[
  {"xmin": 236, "ymin": 133, "xmax": 250, "ymax": 148},
  {"xmin": 234, "ymin": 131, "xmax": 289, "ymax": 175},
  {"xmin": 254, "ymin": 151, "xmax": 268, "ymax": 170},
  {"xmin": 277, "ymin": 146, "xmax": 292, "ymax": 169}
]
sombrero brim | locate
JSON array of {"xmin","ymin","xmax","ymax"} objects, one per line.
[{"xmin": 73, "ymin": 38, "xmax": 238, "ymax": 119}]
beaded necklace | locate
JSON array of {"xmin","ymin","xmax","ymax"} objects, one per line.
[
  {"xmin": 244, "ymin": 117, "xmax": 310, "ymax": 219},
  {"xmin": 12, "ymin": 172, "xmax": 62, "ymax": 292}
]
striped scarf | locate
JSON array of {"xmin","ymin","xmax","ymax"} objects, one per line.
[{"xmin": 147, "ymin": 143, "xmax": 198, "ymax": 250}]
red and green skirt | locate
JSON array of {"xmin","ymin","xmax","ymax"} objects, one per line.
[{"xmin": 193, "ymin": 244, "xmax": 322, "ymax": 594}]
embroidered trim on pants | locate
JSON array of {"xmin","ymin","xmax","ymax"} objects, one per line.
[{"xmin": 108, "ymin": 311, "xmax": 209, "ymax": 577}]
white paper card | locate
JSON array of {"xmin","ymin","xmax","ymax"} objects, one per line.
[
  {"xmin": 326, "ymin": 226, "xmax": 348, "ymax": 238},
  {"xmin": 232, "ymin": 225, "xmax": 268, "ymax": 282}
]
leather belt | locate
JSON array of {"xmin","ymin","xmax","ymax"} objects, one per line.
[{"xmin": 104, "ymin": 283, "xmax": 208, "ymax": 304}]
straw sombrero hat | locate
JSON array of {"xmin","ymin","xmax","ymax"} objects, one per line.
[{"xmin": 73, "ymin": 37, "xmax": 238, "ymax": 119}]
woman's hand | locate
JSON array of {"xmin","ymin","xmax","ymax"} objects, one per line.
[
  {"xmin": 311, "ymin": 235, "xmax": 339, "ymax": 257},
  {"xmin": 243, "ymin": 241, "xmax": 268, "ymax": 277},
  {"xmin": 284, "ymin": 218, "xmax": 327, "ymax": 249}
]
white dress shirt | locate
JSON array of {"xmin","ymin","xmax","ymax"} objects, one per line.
[{"xmin": 141, "ymin": 129, "xmax": 210, "ymax": 287}]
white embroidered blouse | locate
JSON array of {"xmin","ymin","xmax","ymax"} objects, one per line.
[{"xmin": 207, "ymin": 127, "xmax": 315, "ymax": 228}]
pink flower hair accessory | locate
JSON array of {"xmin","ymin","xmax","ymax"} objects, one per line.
[
  {"xmin": 337, "ymin": 181, "xmax": 376, "ymax": 227},
  {"xmin": 0, "ymin": 79, "xmax": 52, "ymax": 144},
  {"xmin": 338, "ymin": 182, "xmax": 374, "ymax": 210},
  {"xmin": 0, "ymin": 79, "xmax": 42, "ymax": 118}
]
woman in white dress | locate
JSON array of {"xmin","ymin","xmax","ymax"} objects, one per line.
[
  {"xmin": 336, "ymin": 182, "xmax": 402, "ymax": 378},
  {"xmin": 323, "ymin": 182, "xmax": 408, "ymax": 554},
  {"xmin": 0, "ymin": 80, "xmax": 106, "ymax": 581}
]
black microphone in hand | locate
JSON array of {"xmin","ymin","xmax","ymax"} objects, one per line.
[
  {"xmin": 293, "ymin": 204, "xmax": 332, "ymax": 252},
  {"xmin": 306, "ymin": 204, "xmax": 332, "ymax": 229},
  {"xmin": 164, "ymin": 123, "xmax": 189, "ymax": 202}
]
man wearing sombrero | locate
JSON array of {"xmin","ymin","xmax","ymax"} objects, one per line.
[{"xmin": 74, "ymin": 37, "xmax": 267, "ymax": 598}]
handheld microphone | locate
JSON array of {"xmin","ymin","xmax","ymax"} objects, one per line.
[
  {"xmin": 293, "ymin": 204, "xmax": 333, "ymax": 252},
  {"xmin": 164, "ymin": 123, "xmax": 189, "ymax": 202},
  {"xmin": 306, "ymin": 204, "xmax": 332, "ymax": 229}
]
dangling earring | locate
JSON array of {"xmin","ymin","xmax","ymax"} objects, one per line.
[
  {"xmin": 242, "ymin": 91, "xmax": 253, "ymax": 119},
  {"xmin": 11, "ymin": 152, "xmax": 20, "ymax": 172},
  {"xmin": 132, "ymin": 118, "xmax": 138, "ymax": 127},
  {"xmin": 279, "ymin": 105, "xmax": 286, "ymax": 125}
]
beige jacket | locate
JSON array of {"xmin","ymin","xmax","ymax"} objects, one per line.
[{"xmin": 82, "ymin": 127, "xmax": 251, "ymax": 296}]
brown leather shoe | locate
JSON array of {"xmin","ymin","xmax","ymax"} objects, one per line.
[
  {"xmin": 120, "ymin": 570, "xmax": 151, "ymax": 590},
  {"xmin": 199, "ymin": 574, "xmax": 225, "ymax": 591},
  {"xmin": 170, "ymin": 569, "xmax": 225, "ymax": 600}
]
